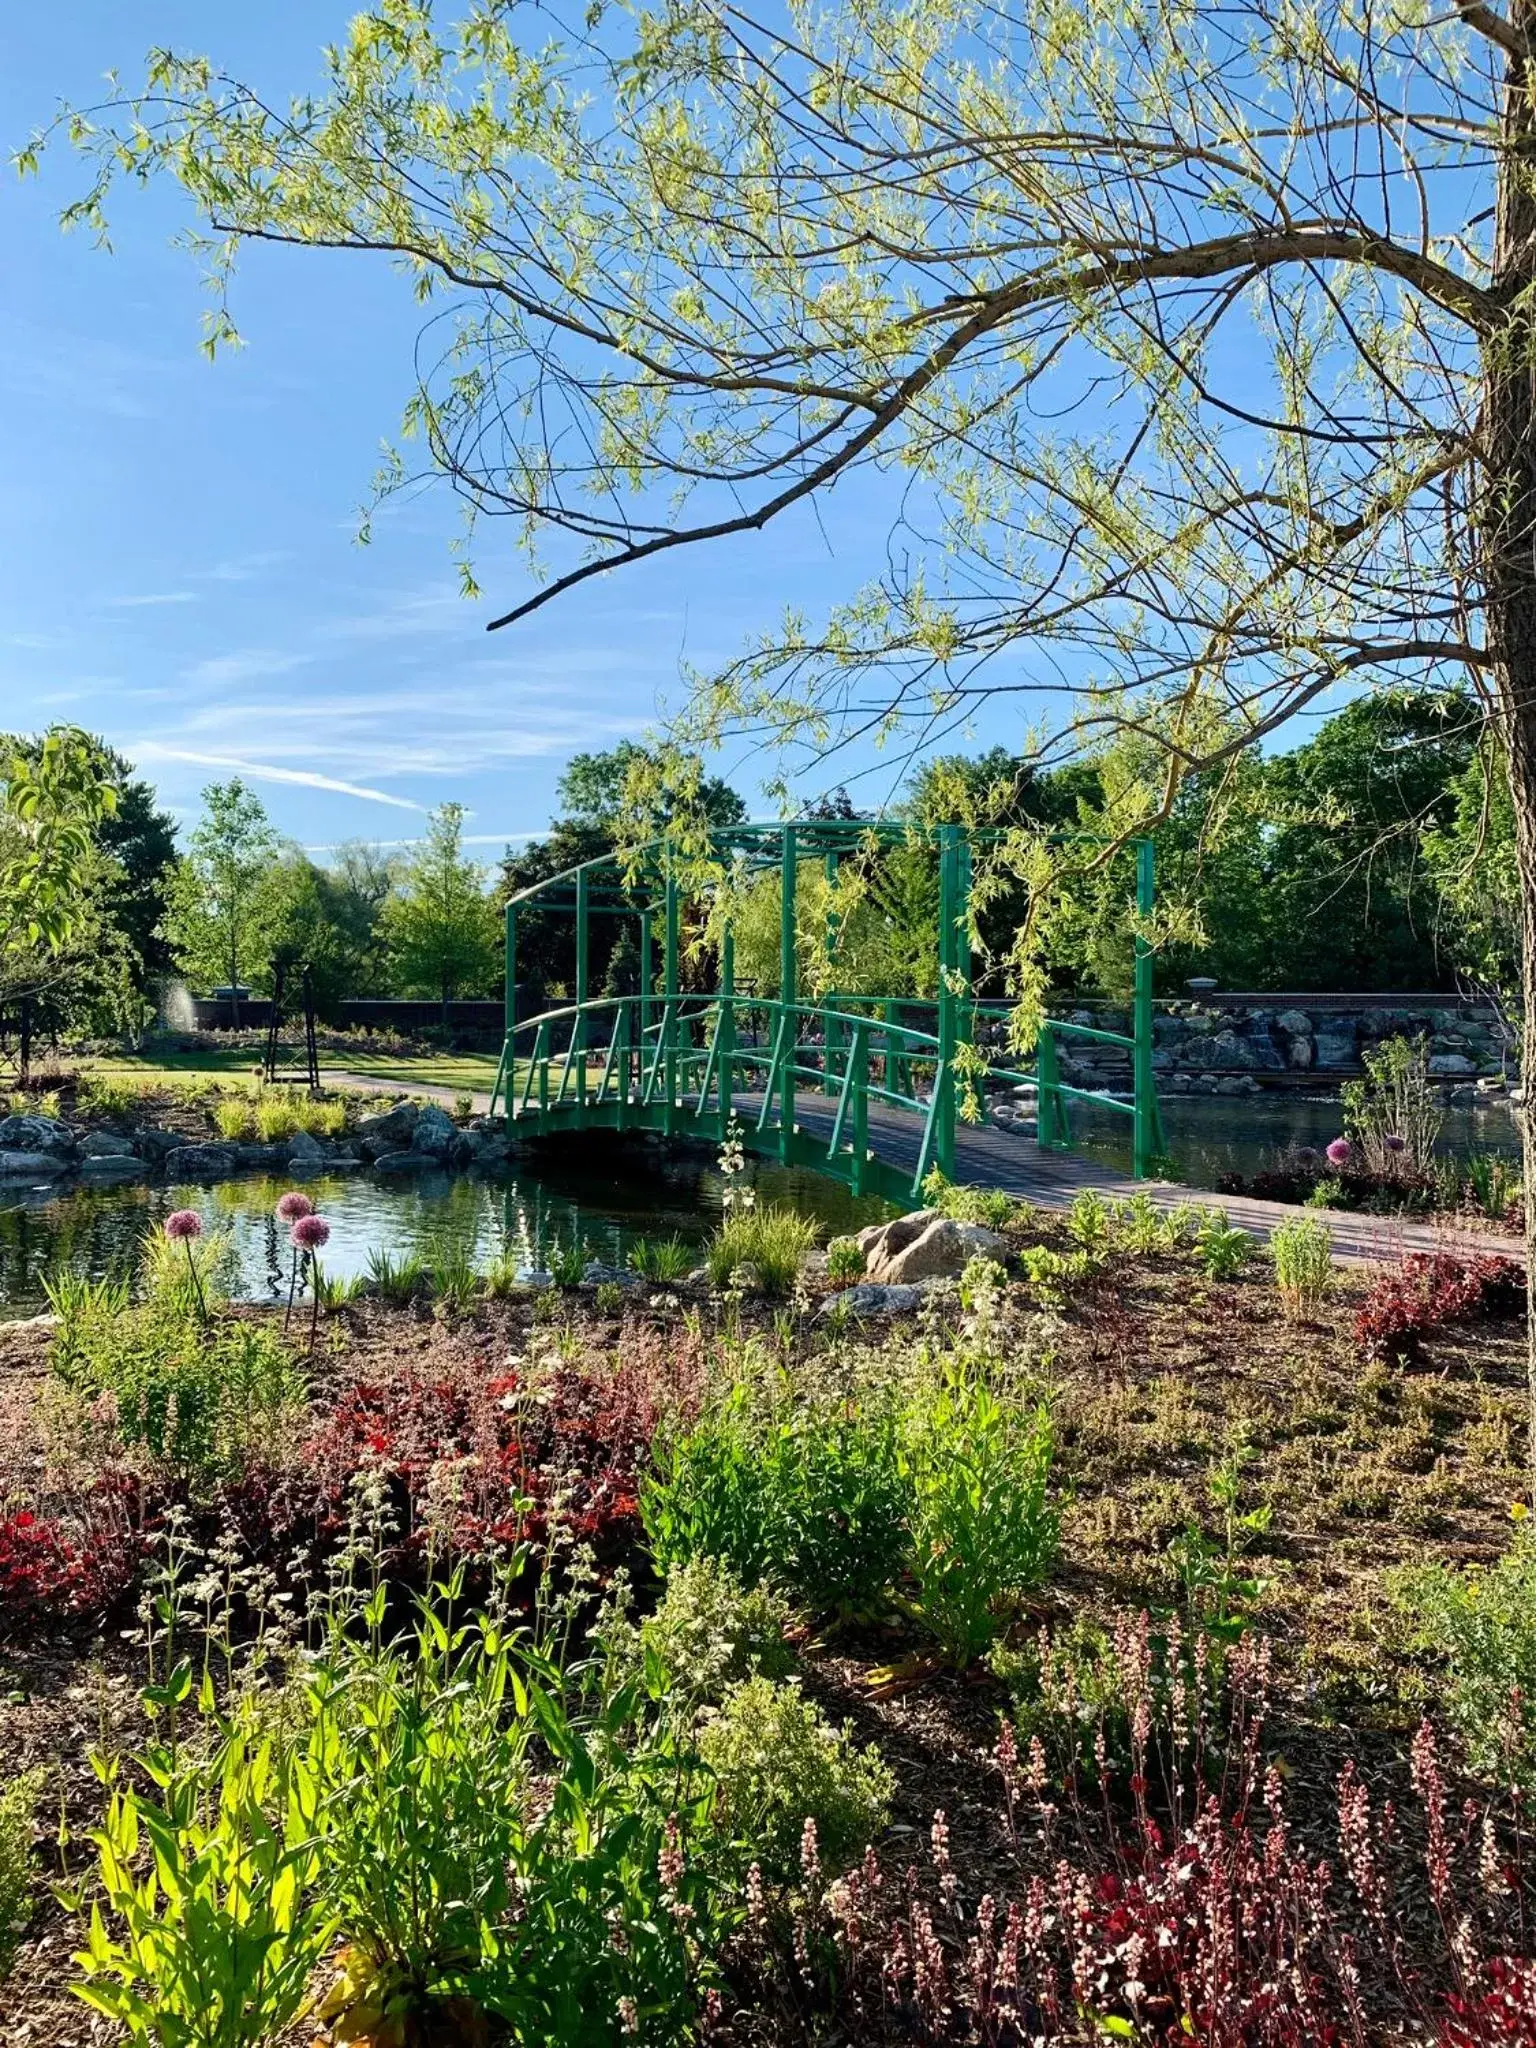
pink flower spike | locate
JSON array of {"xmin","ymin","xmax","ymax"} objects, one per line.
[
  {"xmin": 164, "ymin": 1209, "xmax": 203, "ymax": 1241},
  {"xmin": 1325, "ymin": 1137, "xmax": 1352, "ymax": 1168},
  {"xmin": 290, "ymin": 1214, "xmax": 331, "ymax": 1251},
  {"xmin": 276, "ymin": 1190, "xmax": 315, "ymax": 1223}
]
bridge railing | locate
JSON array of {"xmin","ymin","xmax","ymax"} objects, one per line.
[{"xmin": 489, "ymin": 986, "xmax": 1161, "ymax": 1195}]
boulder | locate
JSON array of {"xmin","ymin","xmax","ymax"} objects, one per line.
[
  {"xmin": 1275, "ymin": 1009, "xmax": 1312, "ymax": 1038},
  {"xmin": 357, "ymin": 1101, "xmax": 419, "ymax": 1146},
  {"xmin": 1202, "ymin": 1030, "xmax": 1280, "ymax": 1072},
  {"xmin": 133, "ymin": 1126, "xmax": 184, "ymax": 1160},
  {"xmin": 1428, "ymin": 1052, "xmax": 1477, "ymax": 1077},
  {"xmin": 859, "ymin": 1211, "xmax": 1008, "ymax": 1286},
  {"xmin": 287, "ymin": 1130, "xmax": 328, "ymax": 1164},
  {"xmin": 0, "ymin": 1113, "xmax": 74, "ymax": 1157},
  {"xmin": 163, "ymin": 1143, "xmax": 238, "ymax": 1178},
  {"xmin": 0, "ymin": 1150, "xmax": 71, "ymax": 1178},
  {"xmin": 412, "ymin": 1107, "xmax": 458, "ymax": 1158},
  {"xmin": 820, "ymin": 1282, "xmax": 926, "ymax": 1316},
  {"xmin": 79, "ymin": 1128, "xmax": 136, "ymax": 1157},
  {"xmin": 235, "ymin": 1143, "xmax": 289, "ymax": 1168},
  {"xmin": 371, "ymin": 1148, "xmax": 438, "ymax": 1173},
  {"xmin": 77, "ymin": 1153, "xmax": 149, "ymax": 1179},
  {"xmin": 583, "ymin": 1260, "xmax": 639, "ymax": 1287}
]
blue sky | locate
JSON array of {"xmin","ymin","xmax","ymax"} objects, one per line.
[{"xmin": 5, "ymin": 4, "xmax": 969, "ymax": 860}]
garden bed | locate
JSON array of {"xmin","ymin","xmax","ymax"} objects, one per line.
[{"xmin": 0, "ymin": 1191, "xmax": 1531, "ymax": 2044}]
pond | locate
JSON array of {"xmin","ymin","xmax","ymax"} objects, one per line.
[
  {"xmin": 1068, "ymin": 1087, "xmax": 1523, "ymax": 1188},
  {"xmin": 0, "ymin": 1137, "xmax": 895, "ymax": 1318}
]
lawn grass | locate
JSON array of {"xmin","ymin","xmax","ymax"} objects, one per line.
[{"xmin": 77, "ymin": 1047, "xmax": 507, "ymax": 1100}]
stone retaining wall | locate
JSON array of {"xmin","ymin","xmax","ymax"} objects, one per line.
[{"xmin": 1043, "ymin": 996, "xmax": 1510, "ymax": 1098}]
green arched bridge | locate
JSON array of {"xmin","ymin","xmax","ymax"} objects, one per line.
[{"xmin": 487, "ymin": 819, "xmax": 1164, "ymax": 1205}]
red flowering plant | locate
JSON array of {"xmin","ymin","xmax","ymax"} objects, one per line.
[{"xmin": 0, "ymin": 1469, "xmax": 151, "ymax": 1625}]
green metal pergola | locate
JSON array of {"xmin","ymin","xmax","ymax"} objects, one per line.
[{"xmin": 487, "ymin": 819, "xmax": 1164, "ymax": 1200}]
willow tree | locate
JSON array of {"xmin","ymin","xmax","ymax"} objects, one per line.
[{"xmin": 28, "ymin": 4, "xmax": 1536, "ymax": 1306}]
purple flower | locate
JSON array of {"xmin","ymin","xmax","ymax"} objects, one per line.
[
  {"xmin": 164, "ymin": 1209, "xmax": 203, "ymax": 1242},
  {"xmin": 276, "ymin": 1190, "xmax": 315, "ymax": 1223},
  {"xmin": 1325, "ymin": 1137, "xmax": 1352, "ymax": 1168},
  {"xmin": 290, "ymin": 1214, "xmax": 331, "ymax": 1252},
  {"xmin": 1383, "ymin": 1133, "xmax": 1405, "ymax": 1154},
  {"xmin": 1295, "ymin": 1147, "xmax": 1320, "ymax": 1171}
]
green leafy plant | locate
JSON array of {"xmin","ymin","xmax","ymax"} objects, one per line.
[
  {"xmin": 1342, "ymin": 1033, "xmax": 1441, "ymax": 1175},
  {"xmin": 1066, "ymin": 1188, "xmax": 1113, "ymax": 1257},
  {"xmin": 621, "ymin": 1557, "xmax": 796, "ymax": 1706},
  {"xmin": 643, "ymin": 1384, "xmax": 907, "ymax": 1616},
  {"xmin": 696, "ymin": 1676, "xmax": 892, "ymax": 1879},
  {"xmin": 1016, "ymin": 1244, "xmax": 1091, "ymax": 1311},
  {"xmin": 50, "ymin": 1303, "xmax": 304, "ymax": 1483},
  {"xmin": 1195, "ymin": 1211, "xmax": 1253, "ymax": 1280},
  {"xmin": 1112, "ymin": 1191, "xmax": 1176, "ymax": 1255},
  {"xmin": 254, "ymin": 1090, "xmax": 300, "ymax": 1144},
  {"xmin": 1304, "ymin": 1176, "xmax": 1347, "ymax": 1211},
  {"xmin": 77, "ymin": 1074, "xmax": 141, "ymax": 1120},
  {"xmin": 629, "ymin": 1235, "xmax": 694, "ymax": 1283},
  {"xmin": 900, "ymin": 1372, "xmax": 1058, "ymax": 1665},
  {"xmin": 453, "ymin": 1091, "xmax": 475, "ymax": 1120},
  {"xmin": 365, "ymin": 1248, "xmax": 427, "ymax": 1305},
  {"xmin": 314, "ymin": 1268, "xmax": 366, "ymax": 1311},
  {"xmin": 1394, "ymin": 1526, "xmax": 1536, "ymax": 1790},
  {"xmin": 1168, "ymin": 1447, "xmax": 1273, "ymax": 1645},
  {"xmin": 483, "ymin": 1248, "xmax": 524, "ymax": 1299},
  {"xmin": 73, "ymin": 1704, "xmax": 335, "ymax": 2048},
  {"xmin": 1269, "ymin": 1215, "xmax": 1334, "ymax": 1320},
  {"xmin": 0, "ymin": 1767, "xmax": 44, "ymax": 1983},
  {"xmin": 594, "ymin": 1280, "xmax": 625, "ymax": 1315},
  {"xmin": 705, "ymin": 1206, "xmax": 818, "ymax": 1296},
  {"xmin": 824, "ymin": 1236, "xmax": 865, "ymax": 1285},
  {"xmin": 920, "ymin": 1170, "xmax": 1016, "ymax": 1229}
]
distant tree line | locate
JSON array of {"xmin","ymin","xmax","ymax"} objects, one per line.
[{"xmin": 0, "ymin": 696, "xmax": 1515, "ymax": 1054}]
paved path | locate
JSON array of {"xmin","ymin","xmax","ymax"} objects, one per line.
[{"xmin": 329, "ymin": 1068, "xmax": 1524, "ymax": 1271}]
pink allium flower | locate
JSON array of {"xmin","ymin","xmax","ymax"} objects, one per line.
[
  {"xmin": 1383, "ymin": 1133, "xmax": 1406, "ymax": 1154},
  {"xmin": 1325, "ymin": 1137, "xmax": 1352, "ymax": 1168},
  {"xmin": 290, "ymin": 1214, "xmax": 331, "ymax": 1252},
  {"xmin": 164, "ymin": 1209, "xmax": 203, "ymax": 1241},
  {"xmin": 276, "ymin": 1190, "xmax": 315, "ymax": 1223}
]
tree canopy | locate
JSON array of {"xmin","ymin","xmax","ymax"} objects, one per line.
[{"xmin": 382, "ymin": 801, "xmax": 500, "ymax": 1018}]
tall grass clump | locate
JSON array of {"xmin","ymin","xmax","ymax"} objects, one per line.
[
  {"xmin": 1270, "ymin": 1215, "xmax": 1335, "ymax": 1320},
  {"xmin": 705, "ymin": 1206, "xmax": 818, "ymax": 1296},
  {"xmin": 629, "ymin": 1235, "xmax": 694, "ymax": 1283},
  {"xmin": 1395, "ymin": 1526, "xmax": 1536, "ymax": 1791},
  {"xmin": 366, "ymin": 1249, "xmax": 427, "ymax": 1305}
]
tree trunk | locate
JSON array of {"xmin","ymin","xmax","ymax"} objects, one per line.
[{"xmin": 1485, "ymin": 2, "xmax": 1536, "ymax": 1495}]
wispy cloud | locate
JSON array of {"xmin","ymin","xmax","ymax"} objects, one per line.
[
  {"xmin": 195, "ymin": 552, "xmax": 293, "ymax": 585},
  {"xmin": 183, "ymin": 650, "xmax": 313, "ymax": 687},
  {"xmin": 108, "ymin": 591, "xmax": 199, "ymax": 609},
  {"xmin": 131, "ymin": 744, "xmax": 424, "ymax": 812}
]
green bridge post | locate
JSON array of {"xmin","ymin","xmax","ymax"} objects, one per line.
[
  {"xmin": 574, "ymin": 865, "xmax": 589, "ymax": 1110},
  {"xmin": 1132, "ymin": 837, "xmax": 1164, "ymax": 1178},
  {"xmin": 663, "ymin": 871, "xmax": 680, "ymax": 1138},
  {"xmin": 499, "ymin": 901, "xmax": 517, "ymax": 1119},
  {"xmin": 778, "ymin": 824, "xmax": 797, "ymax": 1161},
  {"xmin": 822, "ymin": 847, "xmax": 840, "ymax": 1097}
]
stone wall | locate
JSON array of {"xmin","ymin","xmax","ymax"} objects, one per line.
[{"xmin": 1043, "ymin": 997, "xmax": 1510, "ymax": 1099}]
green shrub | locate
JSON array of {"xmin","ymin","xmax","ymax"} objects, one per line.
[
  {"xmin": 139, "ymin": 1224, "xmax": 237, "ymax": 1315},
  {"xmin": 1269, "ymin": 1215, "xmax": 1334, "ymax": 1320},
  {"xmin": 483, "ymin": 1248, "xmax": 524, "ymax": 1299},
  {"xmin": 705, "ymin": 1206, "xmax": 819, "ymax": 1296},
  {"xmin": 1112, "ymin": 1192, "xmax": 1176, "ymax": 1254},
  {"xmin": 825, "ymin": 1236, "xmax": 865, "ymax": 1284},
  {"xmin": 254, "ymin": 1090, "xmax": 300, "ymax": 1143},
  {"xmin": 1196, "ymin": 1210, "xmax": 1253, "ymax": 1280},
  {"xmin": 1463, "ymin": 1150, "xmax": 1520, "ymax": 1221},
  {"xmin": 77, "ymin": 1074, "xmax": 141, "ymax": 1120},
  {"xmin": 696, "ymin": 1676, "xmax": 892, "ymax": 1878},
  {"xmin": 594, "ymin": 1280, "xmax": 625, "ymax": 1315},
  {"xmin": 900, "ymin": 1372, "xmax": 1058, "ymax": 1665},
  {"xmin": 1395, "ymin": 1527, "xmax": 1536, "ymax": 1789},
  {"xmin": 453, "ymin": 1091, "xmax": 475, "ymax": 1120},
  {"xmin": 0, "ymin": 1768, "xmax": 43, "ymax": 1983},
  {"xmin": 629, "ymin": 1235, "xmax": 694, "ymax": 1283},
  {"xmin": 367, "ymin": 1248, "xmax": 427, "ymax": 1305},
  {"xmin": 630, "ymin": 1557, "xmax": 796, "ymax": 1704},
  {"xmin": 643, "ymin": 1385, "xmax": 907, "ymax": 1616},
  {"xmin": 51, "ymin": 1303, "xmax": 304, "ymax": 1482}
]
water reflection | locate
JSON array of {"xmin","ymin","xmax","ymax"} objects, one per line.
[
  {"xmin": 0, "ymin": 1137, "xmax": 894, "ymax": 1315},
  {"xmin": 1069, "ymin": 1089, "xmax": 1522, "ymax": 1189}
]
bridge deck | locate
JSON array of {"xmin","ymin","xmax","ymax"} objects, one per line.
[{"xmin": 333, "ymin": 1069, "xmax": 1523, "ymax": 1271}]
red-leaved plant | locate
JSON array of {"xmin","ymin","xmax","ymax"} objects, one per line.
[
  {"xmin": 742, "ymin": 1624, "xmax": 1533, "ymax": 2045},
  {"xmin": 1354, "ymin": 1252, "xmax": 1523, "ymax": 1364}
]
